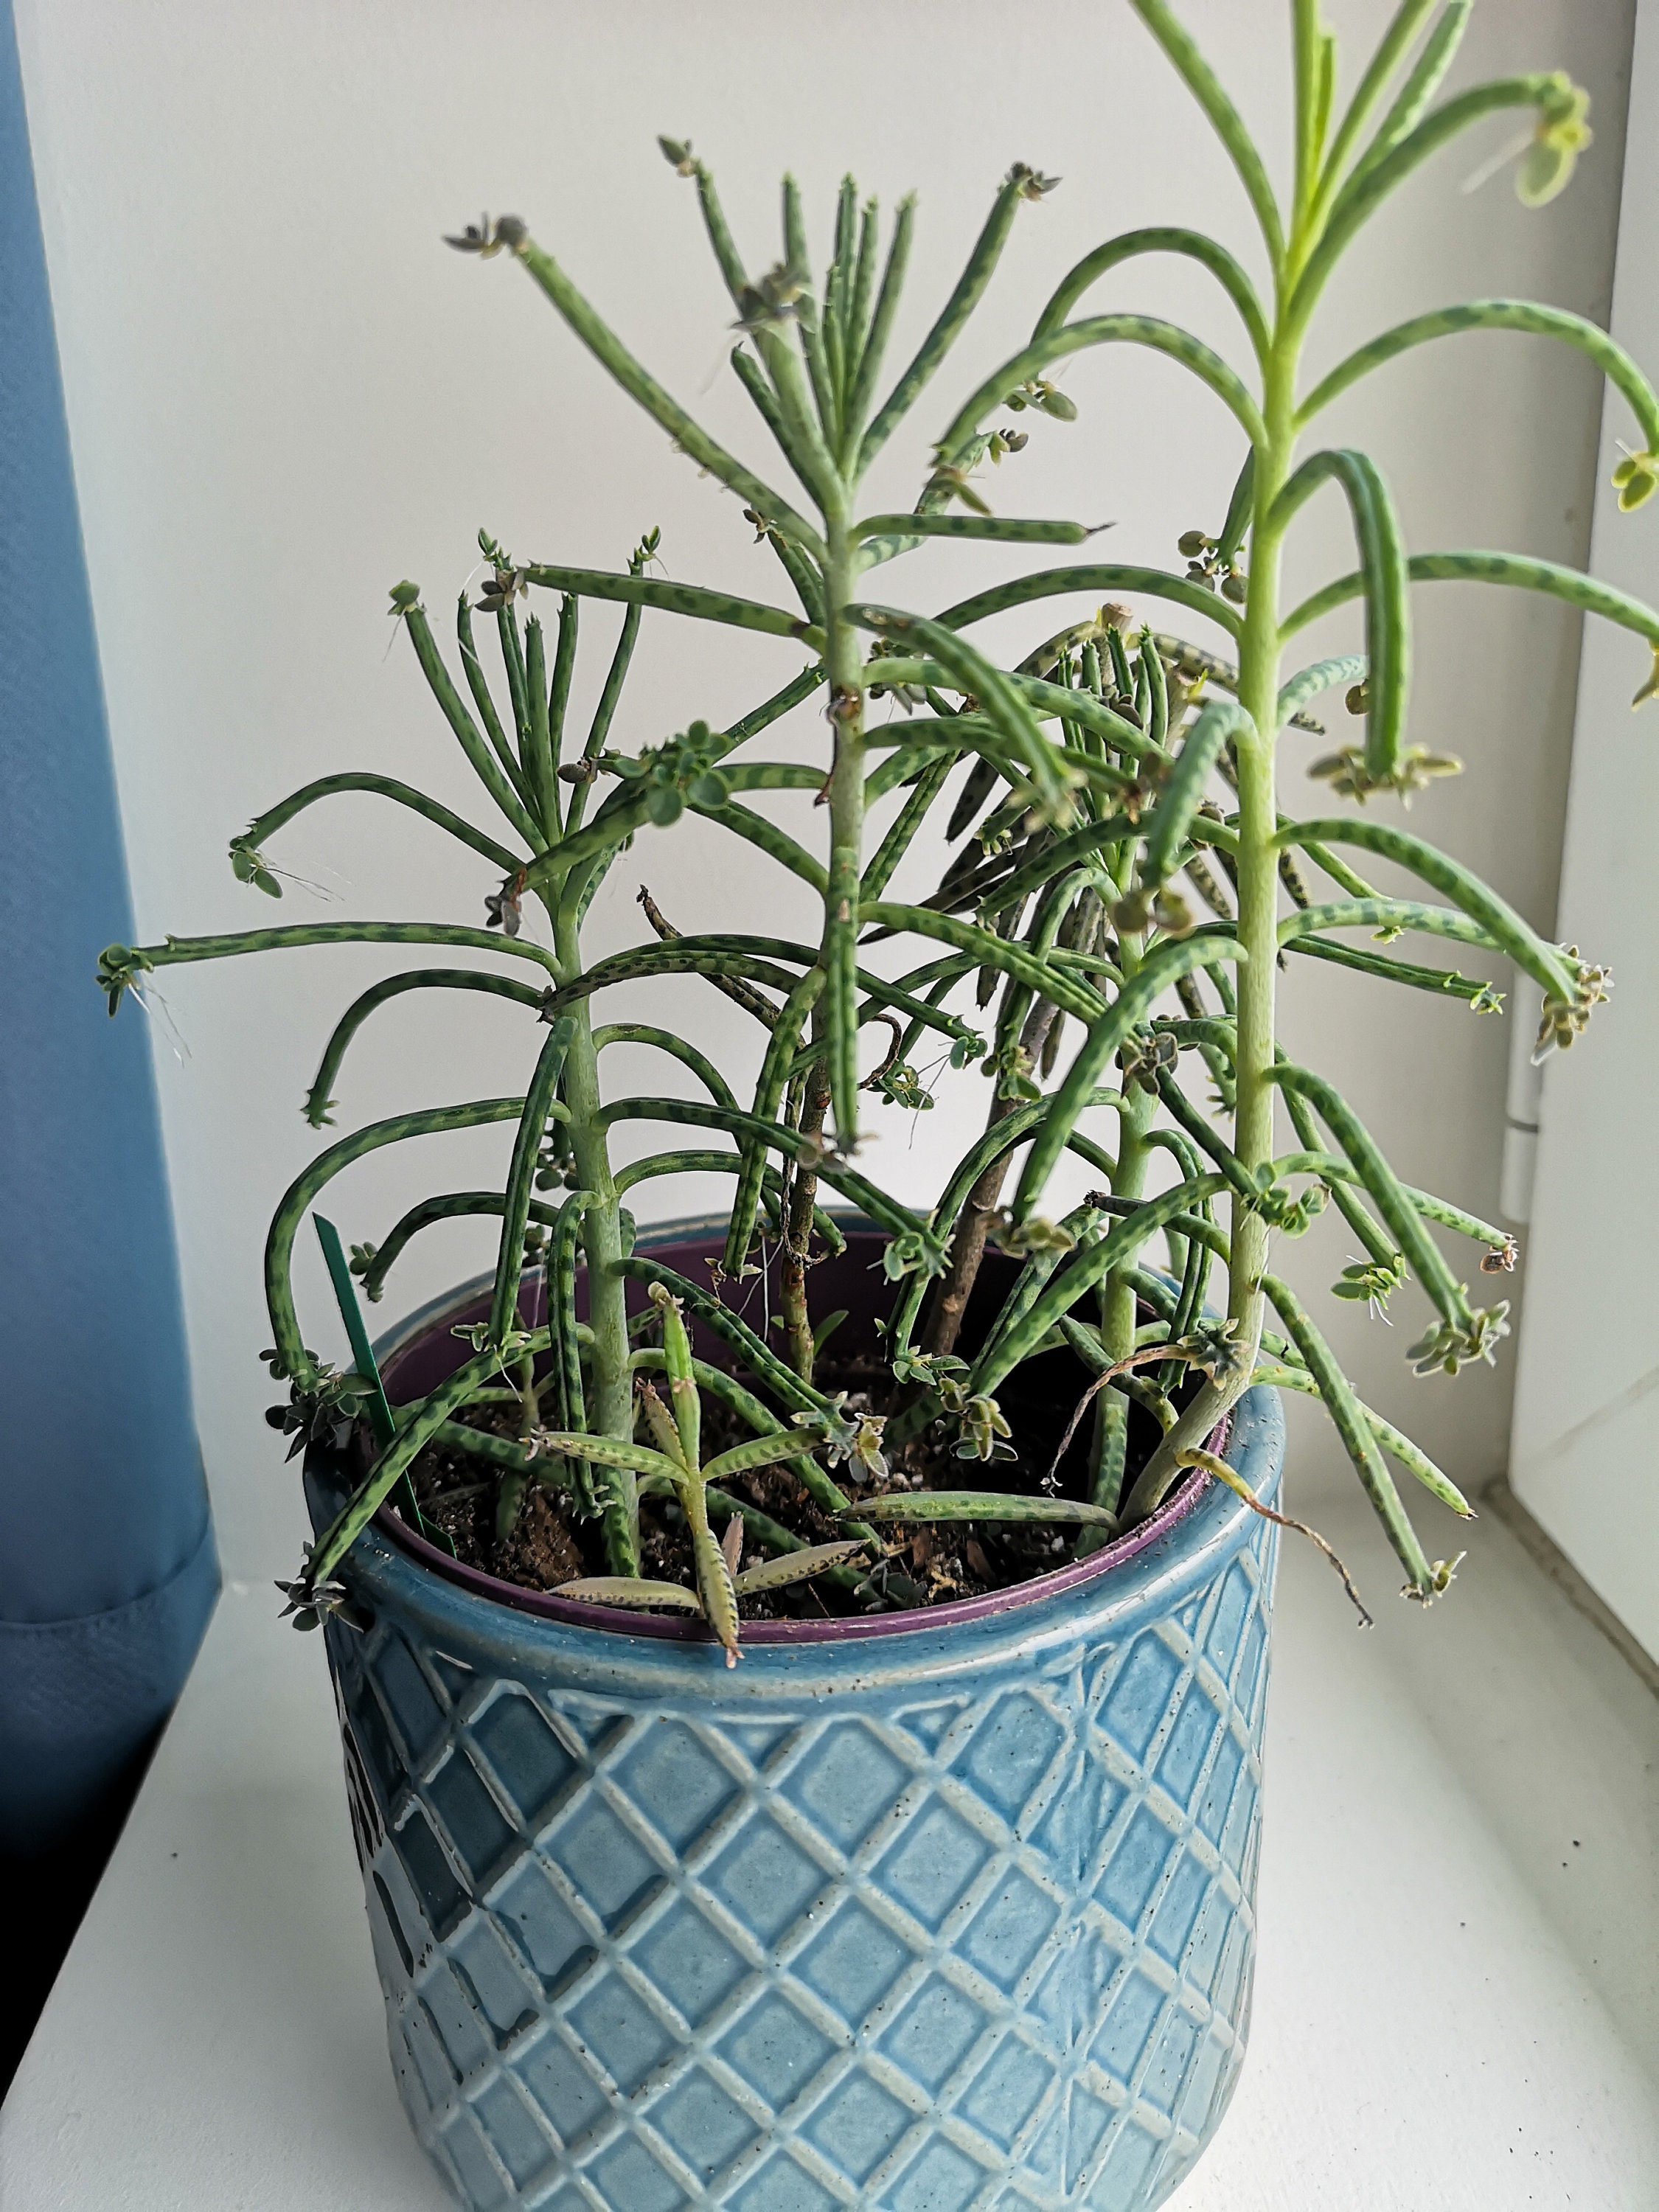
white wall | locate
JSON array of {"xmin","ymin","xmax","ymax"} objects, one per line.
[
  {"xmin": 1511, "ymin": 0, "xmax": 1659, "ymax": 1662},
  {"xmin": 13, "ymin": 0, "xmax": 1636, "ymax": 1583}
]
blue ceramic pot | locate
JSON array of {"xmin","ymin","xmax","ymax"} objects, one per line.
[{"xmin": 312, "ymin": 1222, "xmax": 1283, "ymax": 2211}]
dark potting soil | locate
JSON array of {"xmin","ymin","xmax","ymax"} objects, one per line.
[{"xmin": 387, "ymin": 1332, "xmax": 1192, "ymax": 1621}]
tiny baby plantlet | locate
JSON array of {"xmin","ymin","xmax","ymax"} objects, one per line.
[{"xmin": 102, "ymin": 0, "xmax": 1659, "ymax": 1650}]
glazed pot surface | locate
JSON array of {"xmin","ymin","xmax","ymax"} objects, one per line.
[{"xmin": 313, "ymin": 1221, "xmax": 1284, "ymax": 2211}]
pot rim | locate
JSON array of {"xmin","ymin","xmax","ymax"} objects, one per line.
[{"xmin": 366, "ymin": 1213, "xmax": 1235, "ymax": 1650}]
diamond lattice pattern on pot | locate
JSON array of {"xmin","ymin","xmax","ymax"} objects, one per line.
[{"xmin": 330, "ymin": 1517, "xmax": 1274, "ymax": 2212}]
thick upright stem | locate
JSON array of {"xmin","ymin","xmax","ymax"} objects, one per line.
[
  {"xmin": 1090, "ymin": 1072, "xmax": 1155, "ymax": 1512},
  {"xmin": 551, "ymin": 901, "xmax": 638, "ymax": 1569},
  {"xmin": 1121, "ymin": 293, "xmax": 1301, "ymax": 1524},
  {"xmin": 1226, "ymin": 365, "xmax": 1293, "ymax": 1351},
  {"xmin": 1085, "ymin": 902, "xmax": 1152, "ymax": 1530},
  {"xmin": 780, "ymin": 1020, "xmax": 831, "ymax": 1380},
  {"xmin": 822, "ymin": 512, "xmax": 865, "ymax": 1147}
]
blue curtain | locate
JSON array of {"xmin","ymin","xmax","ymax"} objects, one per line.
[{"xmin": 0, "ymin": 0, "xmax": 217, "ymax": 1853}]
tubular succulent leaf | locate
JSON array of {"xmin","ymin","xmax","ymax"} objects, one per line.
[{"xmin": 1269, "ymin": 450, "xmax": 1409, "ymax": 787}]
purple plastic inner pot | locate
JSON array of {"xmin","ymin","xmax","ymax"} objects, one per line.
[{"xmin": 370, "ymin": 1221, "xmax": 1225, "ymax": 1645}]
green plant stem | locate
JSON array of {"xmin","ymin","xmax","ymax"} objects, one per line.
[
  {"xmin": 780, "ymin": 1005, "xmax": 831, "ymax": 1380},
  {"xmin": 1234, "ymin": 349, "xmax": 1296, "ymax": 1232},
  {"xmin": 547, "ymin": 897, "xmax": 636, "ymax": 1562},
  {"xmin": 1091, "ymin": 968, "xmax": 1156, "ymax": 1528},
  {"xmin": 822, "ymin": 510, "xmax": 865, "ymax": 1143},
  {"xmin": 1123, "ymin": 250, "xmax": 1301, "ymax": 1523}
]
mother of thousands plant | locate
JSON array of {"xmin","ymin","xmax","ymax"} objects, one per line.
[{"xmin": 102, "ymin": 0, "xmax": 1659, "ymax": 1652}]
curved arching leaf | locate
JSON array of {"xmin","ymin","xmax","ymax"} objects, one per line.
[
  {"xmin": 1276, "ymin": 655, "xmax": 1367, "ymax": 729},
  {"xmin": 1300, "ymin": 300, "xmax": 1659, "ymax": 452},
  {"xmin": 307, "ymin": 1327, "xmax": 559, "ymax": 1587},
  {"xmin": 242, "ymin": 771, "xmax": 524, "ymax": 876},
  {"xmin": 933, "ymin": 314, "xmax": 1267, "ymax": 466},
  {"xmin": 1032, "ymin": 226, "xmax": 1269, "ymax": 360},
  {"xmin": 1270, "ymin": 1062, "xmax": 1470, "ymax": 1331},
  {"xmin": 263, "ymin": 1098, "xmax": 529, "ymax": 1382},
  {"xmin": 975, "ymin": 1172, "xmax": 1230, "ymax": 1397},
  {"xmin": 1276, "ymin": 815, "xmax": 1577, "ymax": 1004},
  {"xmin": 1270, "ymin": 449, "xmax": 1408, "ymax": 786},
  {"xmin": 936, "ymin": 563, "xmax": 1245, "ymax": 642},
  {"xmin": 305, "ymin": 969, "xmax": 544, "ymax": 1129},
  {"xmin": 1258, "ymin": 1275, "xmax": 1435, "ymax": 1595}
]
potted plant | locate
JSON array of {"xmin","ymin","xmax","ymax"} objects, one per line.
[{"xmin": 101, "ymin": 4, "xmax": 1658, "ymax": 2205}]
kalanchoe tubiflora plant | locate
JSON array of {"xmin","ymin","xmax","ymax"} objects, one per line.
[{"xmin": 102, "ymin": 0, "xmax": 1659, "ymax": 1644}]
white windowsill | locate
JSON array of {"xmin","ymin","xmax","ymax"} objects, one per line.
[{"xmin": 3, "ymin": 1492, "xmax": 1657, "ymax": 2211}]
